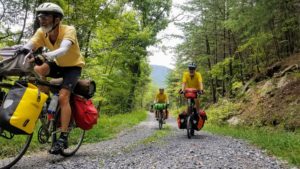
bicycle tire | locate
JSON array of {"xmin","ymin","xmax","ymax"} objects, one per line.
[
  {"xmin": 158, "ymin": 115, "xmax": 163, "ymax": 130},
  {"xmin": 60, "ymin": 124, "xmax": 85, "ymax": 157},
  {"xmin": 158, "ymin": 110, "xmax": 163, "ymax": 130},
  {"xmin": 191, "ymin": 129, "xmax": 194, "ymax": 136},
  {"xmin": 187, "ymin": 115, "xmax": 192, "ymax": 139},
  {"xmin": 0, "ymin": 133, "xmax": 33, "ymax": 169}
]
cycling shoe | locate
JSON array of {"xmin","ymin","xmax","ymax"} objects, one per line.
[{"xmin": 49, "ymin": 138, "xmax": 68, "ymax": 155}]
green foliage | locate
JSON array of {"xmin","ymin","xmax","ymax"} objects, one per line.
[
  {"xmin": 168, "ymin": 0, "xmax": 300, "ymax": 106},
  {"xmin": 232, "ymin": 81, "xmax": 243, "ymax": 90},
  {"xmin": 206, "ymin": 99, "xmax": 241, "ymax": 125},
  {"xmin": 210, "ymin": 57, "xmax": 233, "ymax": 79},
  {"xmin": 0, "ymin": 0, "xmax": 171, "ymax": 114}
]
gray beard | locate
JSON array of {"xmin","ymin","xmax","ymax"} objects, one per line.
[{"xmin": 41, "ymin": 25, "xmax": 53, "ymax": 33}]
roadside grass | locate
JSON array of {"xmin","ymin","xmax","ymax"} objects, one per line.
[
  {"xmin": 119, "ymin": 125, "xmax": 172, "ymax": 154},
  {"xmin": 204, "ymin": 124, "xmax": 300, "ymax": 167},
  {"xmin": 139, "ymin": 125, "xmax": 171, "ymax": 145},
  {"xmin": 0, "ymin": 110, "xmax": 147, "ymax": 158},
  {"xmin": 84, "ymin": 110, "xmax": 148, "ymax": 143}
]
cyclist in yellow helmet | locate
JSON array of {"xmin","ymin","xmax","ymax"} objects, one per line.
[
  {"xmin": 153, "ymin": 88, "xmax": 169, "ymax": 121},
  {"xmin": 20, "ymin": 2, "xmax": 85, "ymax": 154},
  {"xmin": 181, "ymin": 63, "xmax": 204, "ymax": 113}
]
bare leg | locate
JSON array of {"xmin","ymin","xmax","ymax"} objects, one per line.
[
  {"xmin": 59, "ymin": 88, "xmax": 71, "ymax": 132},
  {"xmin": 34, "ymin": 63, "xmax": 50, "ymax": 94},
  {"xmin": 195, "ymin": 98, "xmax": 200, "ymax": 113}
]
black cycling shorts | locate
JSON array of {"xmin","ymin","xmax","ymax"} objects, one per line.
[{"xmin": 46, "ymin": 61, "xmax": 82, "ymax": 91}]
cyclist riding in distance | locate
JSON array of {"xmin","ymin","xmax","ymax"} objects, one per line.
[
  {"xmin": 19, "ymin": 2, "xmax": 85, "ymax": 154},
  {"xmin": 154, "ymin": 88, "xmax": 169, "ymax": 122},
  {"xmin": 181, "ymin": 63, "xmax": 204, "ymax": 113}
]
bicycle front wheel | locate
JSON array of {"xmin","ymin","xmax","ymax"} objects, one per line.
[
  {"xmin": 60, "ymin": 126, "xmax": 85, "ymax": 157},
  {"xmin": 158, "ymin": 111, "xmax": 163, "ymax": 130},
  {"xmin": 186, "ymin": 116, "xmax": 192, "ymax": 139},
  {"xmin": 0, "ymin": 131, "xmax": 32, "ymax": 169}
]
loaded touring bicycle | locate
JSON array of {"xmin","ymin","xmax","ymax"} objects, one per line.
[{"xmin": 0, "ymin": 45, "xmax": 97, "ymax": 168}]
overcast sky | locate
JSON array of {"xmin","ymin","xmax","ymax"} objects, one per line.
[{"xmin": 147, "ymin": 0, "xmax": 188, "ymax": 69}]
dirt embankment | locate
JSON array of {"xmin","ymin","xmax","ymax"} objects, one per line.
[{"xmin": 232, "ymin": 54, "xmax": 300, "ymax": 130}]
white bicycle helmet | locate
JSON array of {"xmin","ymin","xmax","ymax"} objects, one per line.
[
  {"xmin": 188, "ymin": 62, "xmax": 197, "ymax": 69},
  {"xmin": 36, "ymin": 2, "xmax": 64, "ymax": 18}
]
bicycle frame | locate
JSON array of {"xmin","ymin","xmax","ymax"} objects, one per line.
[
  {"xmin": 187, "ymin": 98, "xmax": 195, "ymax": 115},
  {"xmin": 183, "ymin": 88, "xmax": 199, "ymax": 139}
]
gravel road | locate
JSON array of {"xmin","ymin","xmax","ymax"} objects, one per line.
[{"xmin": 9, "ymin": 112, "xmax": 295, "ymax": 169}]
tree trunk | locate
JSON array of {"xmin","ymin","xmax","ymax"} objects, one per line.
[
  {"xmin": 222, "ymin": 13, "xmax": 226, "ymax": 97},
  {"xmin": 232, "ymin": 34, "xmax": 245, "ymax": 84},
  {"xmin": 206, "ymin": 35, "xmax": 217, "ymax": 103},
  {"xmin": 228, "ymin": 30, "xmax": 233, "ymax": 96},
  {"xmin": 84, "ymin": 30, "xmax": 91, "ymax": 58},
  {"xmin": 269, "ymin": 17, "xmax": 281, "ymax": 60},
  {"xmin": 17, "ymin": 0, "xmax": 29, "ymax": 43}
]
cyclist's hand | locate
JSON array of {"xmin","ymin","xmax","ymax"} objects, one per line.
[
  {"xmin": 35, "ymin": 54, "xmax": 46, "ymax": 65},
  {"xmin": 197, "ymin": 90, "xmax": 204, "ymax": 95},
  {"xmin": 179, "ymin": 89, "xmax": 184, "ymax": 95}
]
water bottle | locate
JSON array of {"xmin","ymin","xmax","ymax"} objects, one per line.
[{"xmin": 47, "ymin": 94, "xmax": 59, "ymax": 120}]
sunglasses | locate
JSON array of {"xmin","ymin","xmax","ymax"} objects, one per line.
[{"xmin": 37, "ymin": 13, "xmax": 53, "ymax": 19}]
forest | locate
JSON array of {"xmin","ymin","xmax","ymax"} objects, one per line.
[
  {"xmin": 167, "ymin": 0, "xmax": 300, "ymax": 105},
  {"xmin": 0, "ymin": 0, "xmax": 172, "ymax": 114}
]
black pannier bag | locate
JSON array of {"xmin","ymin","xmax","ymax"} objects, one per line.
[
  {"xmin": 0, "ymin": 45, "xmax": 32, "ymax": 76},
  {"xmin": 177, "ymin": 112, "xmax": 187, "ymax": 129},
  {"xmin": 73, "ymin": 79, "xmax": 96, "ymax": 99}
]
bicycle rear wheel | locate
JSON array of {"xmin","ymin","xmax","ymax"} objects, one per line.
[
  {"xmin": 60, "ymin": 122, "xmax": 85, "ymax": 157},
  {"xmin": 0, "ymin": 130, "xmax": 32, "ymax": 169}
]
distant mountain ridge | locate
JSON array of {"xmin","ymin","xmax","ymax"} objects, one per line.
[{"xmin": 150, "ymin": 65, "xmax": 171, "ymax": 88}]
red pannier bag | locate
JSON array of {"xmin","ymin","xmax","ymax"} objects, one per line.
[
  {"xmin": 177, "ymin": 111, "xmax": 187, "ymax": 129},
  {"xmin": 196, "ymin": 109, "xmax": 207, "ymax": 130},
  {"xmin": 72, "ymin": 95, "xmax": 98, "ymax": 130}
]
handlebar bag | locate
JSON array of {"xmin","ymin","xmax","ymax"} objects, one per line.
[
  {"xmin": 72, "ymin": 95, "xmax": 98, "ymax": 130},
  {"xmin": 154, "ymin": 103, "xmax": 166, "ymax": 110},
  {"xmin": 0, "ymin": 46, "xmax": 32, "ymax": 76},
  {"xmin": 0, "ymin": 83, "xmax": 48, "ymax": 134},
  {"xmin": 184, "ymin": 88, "xmax": 197, "ymax": 99}
]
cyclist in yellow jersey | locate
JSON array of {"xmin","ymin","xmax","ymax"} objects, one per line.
[
  {"xmin": 181, "ymin": 63, "xmax": 204, "ymax": 113},
  {"xmin": 19, "ymin": 2, "xmax": 85, "ymax": 154},
  {"xmin": 153, "ymin": 88, "xmax": 169, "ymax": 121}
]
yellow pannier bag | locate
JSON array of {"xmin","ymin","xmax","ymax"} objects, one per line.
[{"xmin": 0, "ymin": 83, "xmax": 48, "ymax": 134}]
